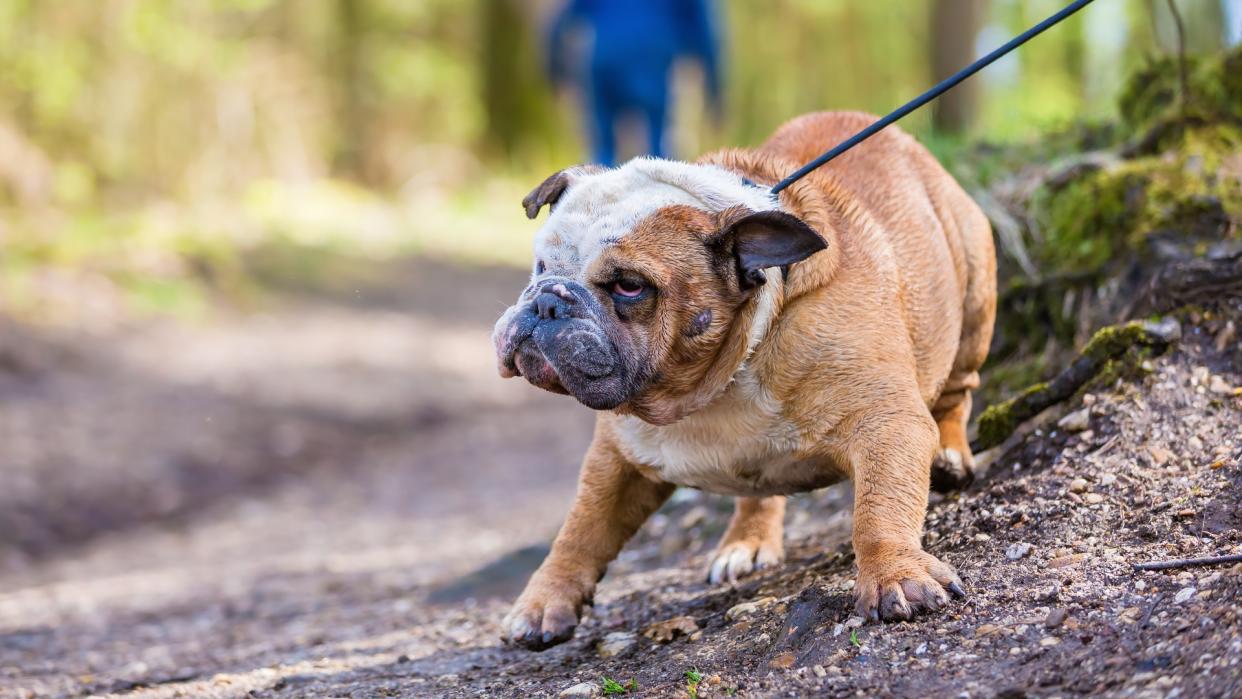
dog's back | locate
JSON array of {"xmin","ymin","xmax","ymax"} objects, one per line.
[{"xmin": 760, "ymin": 111, "xmax": 996, "ymax": 409}]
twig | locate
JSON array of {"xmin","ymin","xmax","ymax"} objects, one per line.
[
  {"xmin": 1139, "ymin": 592, "xmax": 1165, "ymax": 628},
  {"xmin": 1163, "ymin": 0, "xmax": 1192, "ymax": 117},
  {"xmin": 1132, "ymin": 553, "xmax": 1242, "ymax": 571}
]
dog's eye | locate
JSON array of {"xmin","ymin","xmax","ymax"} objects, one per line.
[
  {"xmin": 535, "ymin": 260, "xmax": 546, "ymax": 274},
  {"xmin": 612, "ymin": 280, "xmax": 644, "ymax": 298}
]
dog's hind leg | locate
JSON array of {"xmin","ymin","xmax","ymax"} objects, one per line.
[
  {"xmin": 932, "ymin": 203, "xmax": 996, "ymax": 492},
  {"xmin": 706, "ymin": 496, "xmax": 786, "ymax": 584},
  {"xmin": 931, "ymin": 388, "xmax": 976, "ymax": 492}
]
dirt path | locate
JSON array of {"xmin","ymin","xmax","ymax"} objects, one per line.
[{"xmin": 1, "ymin": 261, "xmax": 1240, "ymax": 698}]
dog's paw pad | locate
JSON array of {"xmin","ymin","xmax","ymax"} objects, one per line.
[{"xmin": 706, "ymin": 539, "xmax": 783, "ymax": 585}]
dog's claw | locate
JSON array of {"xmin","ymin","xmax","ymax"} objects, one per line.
[{"xmin": 948, "ymin": 581, "xmax": 967, "ymax": 598}]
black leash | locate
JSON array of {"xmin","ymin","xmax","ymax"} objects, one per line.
[{"xmin": 770, "ymin": 0, "xmax": 1096, "ymax": 195}]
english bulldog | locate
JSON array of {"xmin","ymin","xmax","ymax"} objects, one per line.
[{"xmin": 492, "ymin": 111, "xmax": 996, "ymax": 649}]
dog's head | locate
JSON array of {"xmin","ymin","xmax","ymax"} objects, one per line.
[{"xmin": 492, "ymin": 159, "xmax": 825, "ymax": 423}]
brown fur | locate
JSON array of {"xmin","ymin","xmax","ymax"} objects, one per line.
[{"xmin": 502, "ymin": 112, "xmax": 996, "ymax": 648}]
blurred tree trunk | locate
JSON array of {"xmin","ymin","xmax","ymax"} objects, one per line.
[
  {"xmin": 480, "ymin": 0, "xmax": 555, "ymax": 158},
  {"xmin": 335, "ymin": 0, "xmax": 368, "ymax": 180},
  {"xmin": 929, "ymin": 0, "xmax": 984, "ymax": 134}
]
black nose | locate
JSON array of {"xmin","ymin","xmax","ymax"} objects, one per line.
[{"xmin": 534, "ymin": 290, "xmax": 576, "ymax": 320}]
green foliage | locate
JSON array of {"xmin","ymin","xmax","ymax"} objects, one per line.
[
  {"xmin": 686, "ymin": 667, "xmax": 703, "ymax": 698},
  {"xmin": 601, "ymin": 676, "xmax": 637, "ymax": 695}
]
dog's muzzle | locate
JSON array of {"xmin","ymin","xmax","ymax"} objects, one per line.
[{"xmin": 494, "ymin": 279, "xmax": 627, "ymax": 409}]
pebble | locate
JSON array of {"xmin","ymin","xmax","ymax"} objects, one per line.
[
  {"xmin": 679, "ymin": 506, "xmax": 708, "ymax": 529},
  {"xmin": 596, "ymin": 631, "xmax": 637, "ymax": 658},
  {"xmin": 1006, "ymin": 542, "xmax": 1033, "ymax": 560},
  {"xmin": 974, "ymin": 533, "xmax": 992, "ymax": 542},
  {"xmin": 1044, "ymin": 608, "xmax": 1069, "ymax": 628},
  {"xmin": 559, "ymin": 682, "xmax": 601, "ymax": 697},
  {"xmin": 1069, "ymin": 478, "xmax": 1089, "ymax": 494},
  {"xmin": 812, "ymin": 665, "xmax": 827, "ymax": 678},
  {"xmin": 1209, "ymin": 375, "xmax": 1234, "ymax": 395},
  {"xmin": 1174, "ymin": 587, "xmax": 1196, "ymax": 604},
  {"xmin": 725, "ymin": 596, "xmax": 777, "ymax": 621},
  {"xmin": 1085, "ymin": 493, "xmax": 1105, "ymax": 504},
  {"xmin": 1099, "ymin": 473, "xmax": 1117, "ymax": 486},
  {"xmin": 768, "ymin": 651, "xmax": 796, "ymax": 670},
  {"xmin": 1039, "ymin": 636, "xmax": 1060, "ymax": 647},
  {"xmin": 844, "ymin": 616, "xmax": 865, "ymax": 629},
  {"xmin": 1058, "ymin": 408, "xmax": 1090, "ymax": 432}
]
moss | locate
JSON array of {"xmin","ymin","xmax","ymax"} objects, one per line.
[
  {"xmin": 1081, "ymin": 321, "xmax": 1154, "ymax": 361},
  {"xmin": 1117, "ymin": 45, "xmax": 1242, "ymax": 144},
  {"xmin": 975, "ymin": 382, "xmax": 1047, "ymax": 450},
  {"xmin": 1036, "ymin": 123, "xmax": 1242, "ymax": 275}
]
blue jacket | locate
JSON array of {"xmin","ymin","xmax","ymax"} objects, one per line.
[{"xmin": 547, "ymin": 0, "xmax": 721, "ymax": 109}]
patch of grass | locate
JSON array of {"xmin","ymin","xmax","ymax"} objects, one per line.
[
  {"xmin": 601, "ymin": 676, "xmax": 637, "ymax": 695},
  {"xmin": 850, "ymin": 629, "xmax": 862, "ymax": 648},
  {"xmin": 686, "ymin": 667, "xmax": 703, "ymax": 698}
]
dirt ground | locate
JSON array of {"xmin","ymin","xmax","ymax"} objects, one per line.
[{"xmin": 1, "ymin": 259, "xmax": 1239, "ymax": 699}]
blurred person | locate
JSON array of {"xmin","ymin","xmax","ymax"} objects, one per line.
[{"xmin": 546, "ymin": 0, "xmax": 722, "ymax": 166}]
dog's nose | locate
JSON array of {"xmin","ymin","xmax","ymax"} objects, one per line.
[{"xmin": 534, "ymin": 290, "xmax": 576, "ymax": 320}]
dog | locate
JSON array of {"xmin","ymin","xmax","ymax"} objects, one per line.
[{"xmin": 492, "ymin": 111, "xmax": 996, "ymax": 649}]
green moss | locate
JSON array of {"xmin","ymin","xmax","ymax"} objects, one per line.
[
  {"xmin": 975, "ymin": 381, "xmax": 1048, "ymax": 450},
  {"xmin": 1081, "ymin": 321, "xmax": 1153, "ymax": 361},
  {"xmin": 1117, "ymin": 45, "xmax": 1242, "ymax": 144},
  {"xmin": 1036, "ymin": 124, "xmax": 1242, "ymax": 275}
]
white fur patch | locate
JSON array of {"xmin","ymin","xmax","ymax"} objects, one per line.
[
  {"xmin": 531, "ymin": 158, "xmax": 777, "ymax": 279},
  {"xmin": 614, "ymin": 363, "xmax": 830, "ymax": 496}
]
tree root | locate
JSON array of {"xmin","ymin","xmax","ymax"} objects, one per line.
[{"xmin": 972, "ymin": 317, "xmax": 1182, "ymax": 452}]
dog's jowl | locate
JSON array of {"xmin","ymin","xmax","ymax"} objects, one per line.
[{"xmin": 492, "ymin": 111, "xmax": 996, "ymax": 649}]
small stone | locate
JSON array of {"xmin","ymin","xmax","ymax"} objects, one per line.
[
  {"xmin": 725, "ymin": 596, "xmax": 777, "ymax": 621},
  {"xmin": 559, "ymin": 682, "xmax": 601, "ymax": 697},
  {"xmin": 1047, "ymin": 553, "xmax": 1085, "ymax": 569},
  {"xmin": 1192, "ymin": 366, "xmax": 1210, "ymax": 386},
  {"xmin": 1099, "ymin": 473, "xmax": 1117, "ymax": 486},
  {"xmin": 1069, "ymin": 478, "xmax": 1089, "ymax": 494},
  {"xmin": 1209, "ymin": 375, "xmax": 1234, "ymax": 395},
  {"xmin": 1006, "ymin": 542, "xmax": 1033, "ymax": 560},
  {"xmin": 812, "ymin": 665, "xmax": 827, "ymax": 678},
  {"xmin": 1058, "ymin": 408, "xmax": 1090, "ymax": 432},
  {"xmin": 844, "ymin": 616, "xmax": 865, "ymax": 629},
  {"xmin": 689, "ymin": 631, "xmax": 704, "ymax": 642},
  {"xmin": 1085, "ymin": 493, "xmax": 1105, "ymax": 504},
  {"xmin": 1188, "ymin": 436, "xmax": 1204, "ymax": 451},
  {"xmin": 973, "ymin": 533, "xmax": 992, "ymax": 542},
  {"xmin": 642, "ymin": 616, "xmax": 699, "ymax": 644},
  {"xmin": 975, "ymin": 624, "xmax": 1002, "ymax": 637},
  {"xmin": 1044, "ymin": 608, "xmax": 1069, "ymax": 629},
  {"xmin": 1039, "ymin": 636, "xmax": 1060, "ymax": 647},
  {"xmin": 679, "ymin": 506, "xmax": 708, "ymax": 529},
  {"xmin": 596, "ymin": 631, "xmax": 637, "ymax": 658},
  {"xmin": 1147, "ymin": 445, "xmax": 1174, "ymax": 466},
  {"xmin": 1174, "ymin": 587, "xmax": 1196, "ymax": 604}
]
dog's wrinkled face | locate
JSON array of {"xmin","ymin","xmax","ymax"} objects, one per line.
[{"xmin": 493, "ymin": 159, "xmax": 825, "ymax": 418}]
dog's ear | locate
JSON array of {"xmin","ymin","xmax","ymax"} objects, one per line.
[
  {"xmin": 711, "ymin": 207, "xmax": 826, "ymax": 289},
  {"xmin": 521, "ymin": 165, "xmax": 604, "ymax": 219}
]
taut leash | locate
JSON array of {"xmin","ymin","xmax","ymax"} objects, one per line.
[{"xmin": 770, "ymin": 0, "xmax": 1096, "ymax": 195}]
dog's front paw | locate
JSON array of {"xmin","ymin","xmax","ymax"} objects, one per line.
[
  {"xmin": 854, "ymin": 545, "xmax": 965, "ymax": 622},
  {"xmin": 501, "ymin": 579, "xmax": 588, "ymax": 650},
  {"xmin": 706, "ymin": 537, "xmax": 783, "ymax": 584}
]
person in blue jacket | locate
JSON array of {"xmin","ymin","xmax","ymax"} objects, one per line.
[{"xmin": 546, "ymin": 0, "xmax": 722, "ymax": 166}]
